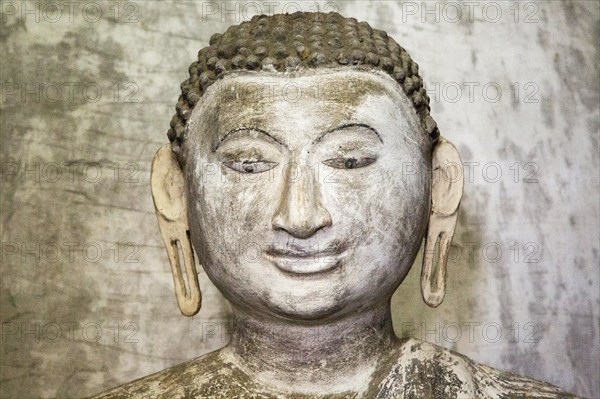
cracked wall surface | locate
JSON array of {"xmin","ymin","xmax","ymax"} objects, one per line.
[{"xmin": 0, "ymin": 1, "xmax": 598, "ymax": 398}]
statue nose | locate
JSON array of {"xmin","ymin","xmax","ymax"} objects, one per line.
[{"xmin": 272, "ymin": 162, "xmax": 332, "ymax": 239}]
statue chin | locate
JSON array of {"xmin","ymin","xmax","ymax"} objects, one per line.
[
  {"xmin": 258, "ymin": 301, "xmax": 347, "ymax": 322},
  {"xmin": 92, "ymin": 11, "xmax": 583, "ymax": 399}
]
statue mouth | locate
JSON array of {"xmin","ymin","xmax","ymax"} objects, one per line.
[{"xmin": 264, "ymin": 243, "xmax": 347, "ymax": 275}]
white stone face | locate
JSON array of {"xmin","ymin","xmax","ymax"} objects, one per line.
[{"xmin": 183, "ymin": 70, "xmax": 432, "ymax": 321}]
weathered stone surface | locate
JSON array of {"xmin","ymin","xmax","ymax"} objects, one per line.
[
  {"xmin": 0, "ymin": 1, "xmax": 598, "ymax": 398},
  {"xmin": 92, "ymin": 339, "xmax": 580, "ymax": 398}
]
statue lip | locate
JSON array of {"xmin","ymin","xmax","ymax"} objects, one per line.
[{"xmin": 264, "ymin": 243, "xmax": 346, "ymax": 275}]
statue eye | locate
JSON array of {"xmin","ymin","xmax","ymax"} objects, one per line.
[
  {"xmin": 223, "ymin": 160, "xmax": 278, "ymax": 173},
  {"xmin": 322, "ymin": 157, "xmax": 376, "ymax": 170}
]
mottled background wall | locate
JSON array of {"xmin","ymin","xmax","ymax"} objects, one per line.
[{"xmin": 1, "ymin": 0, "xmax": 598, "ymax": 398}]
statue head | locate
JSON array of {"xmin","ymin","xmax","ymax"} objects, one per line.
[{"xmin": 150, "ymin": 12, "xmax": 463, "ymax": 320}]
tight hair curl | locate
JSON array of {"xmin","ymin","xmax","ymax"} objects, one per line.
[{"xmin": 167, "ymin": 12, "xmax": 439, "ymax": 164}]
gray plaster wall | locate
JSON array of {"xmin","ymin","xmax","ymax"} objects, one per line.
[{"xmin": 0, "ymin": 1, "xmax": 598, "ymax": 398}]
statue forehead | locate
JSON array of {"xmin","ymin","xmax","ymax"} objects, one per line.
[{"xmin": 187, "ymin": 69, "xmax": 423, "ymax": 143}]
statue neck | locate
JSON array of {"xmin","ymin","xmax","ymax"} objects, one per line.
[{"xmin": 224, "ymin": 302, "xmax": 397, "ymax": 395}]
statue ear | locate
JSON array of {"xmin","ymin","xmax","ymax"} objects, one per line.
[
  {"xmin": 421, "ymin": 137, "xmax": 464, "ymax": 308},
  {"xmin": 151, "ymin": 145, "xmax": 201, "ymax": 316}
]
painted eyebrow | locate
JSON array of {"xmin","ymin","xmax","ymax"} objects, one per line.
[
  {"xmin": 312, "ymin": 123, "xmax": 383, "ymax": 144},
  {"xmin": 213, "ymin": 126, "xmax": 285, "ymax": 151}
]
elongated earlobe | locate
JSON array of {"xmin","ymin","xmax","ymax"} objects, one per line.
[
  {"xmin": 151, "ymin": 145, "xmax": 201, "ymax": 316},
  {"xmin": 421, "ymin": 137, "xmax": 464, "ymax": 308}
]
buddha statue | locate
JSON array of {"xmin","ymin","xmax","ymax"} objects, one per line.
[{"xmin": 93, "ymin": 12, "xmax": 582, "ymax": 399}]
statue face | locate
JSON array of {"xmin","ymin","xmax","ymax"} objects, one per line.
[{"xmin": 184, "ymin": 69, "xmax": 431, "ymax": 321}]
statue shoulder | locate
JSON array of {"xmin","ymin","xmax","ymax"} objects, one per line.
[
  {"xmin": 89, "ymin": 339, "xmax": 583, "ymax": 399},
  {"xmin": 374, "ymin": 338, "xmax": 582, "ymax": 399},
  {"xmin": 88, "ymin": 349, "xmax": 233, "ymax": 399}
]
